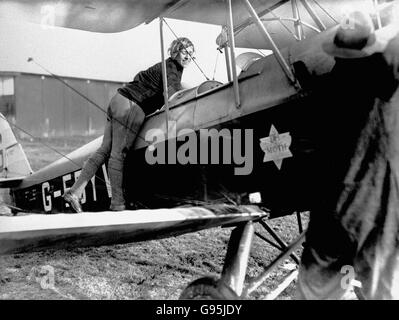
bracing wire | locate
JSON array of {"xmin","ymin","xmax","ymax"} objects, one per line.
[
  {"xmin": 3, "ymin": 59, "xmax": 150, "ymax": 202},
  {"xmin": 267, "ymin": 8, "xmax": 299, "ymax": 40},
  {"xmin": 28, "ymin": 58, "xmax": 149, "ymax": 145},
  {"xmin": 0, "ymin": 113, "xmax": 125, "ymax": 201},
  {"xmin": 212, "ymin": 50, "xmax": 221, "ymax": 80},
  {"xmin": 256, "ymin": 49, "xmax": 267, "ymax": 57},
  {"xmin": 3, "ymin": 119, "xmax": 132, "ymax": 202},
  {"xmin": 311, "ymin": 0, "xmax": 338, "ymax": 24},
  {"xmin": 162, "ymin": 18, "xmax": 210, "ymax": 81},
  {"xmin": 0, "ymin": 113, "xmax": 81, "ymax": 170}
]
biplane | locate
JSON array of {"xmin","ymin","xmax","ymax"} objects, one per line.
[{"xmin": 0, "ymin": 0, "xmax": 397, "ymax": 299}]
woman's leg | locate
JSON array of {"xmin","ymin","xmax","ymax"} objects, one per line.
[
  {"xmin": 107, "ymin": 93, "xmax": 145, "ymax": 210},
  {"xmin": 63, "ymin": 103, "xmax": 113, "ymax": 212}
]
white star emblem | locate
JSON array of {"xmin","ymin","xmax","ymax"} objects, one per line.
[{"xmin": 260, "ymin": 125, "xmax": 293, "ymax": 169}]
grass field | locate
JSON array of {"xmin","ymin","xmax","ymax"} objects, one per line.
[{"xmin": 0, "ymin": 136, "xmax": 308, "ymax": 300}]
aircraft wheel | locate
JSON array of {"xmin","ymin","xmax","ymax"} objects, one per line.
[{"xmin": 179, "ymin": 277, "xmax": 238, "ymax": 300}]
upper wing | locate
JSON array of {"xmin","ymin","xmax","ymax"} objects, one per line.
[
  {"xmin": 0, "ymin": 0, "xmax": 171, "ymax": 33},
  {"xmin": 1, "ymin": 0, "xmax": 395, "ymax": 48},
  {"xmin": 0, "ymin": 0, "xmax": 354, "ymax": 32},
  {"xmin": 1, "ymin": 0, "xmax": 257, "ymax": 33}
]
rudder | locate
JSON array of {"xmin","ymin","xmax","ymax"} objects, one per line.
[{"xmin": 0, "ymin": 113, "xmax": 32, "ymax": 183}]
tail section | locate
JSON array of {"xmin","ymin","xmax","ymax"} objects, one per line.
[{"xmin": 0, "ymin": 113, "xmax": 32, "ymax": 187}]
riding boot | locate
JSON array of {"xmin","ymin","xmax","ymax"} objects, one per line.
[{"xmin": 108, "ymin": 156, "xmax": 126, "ymax": 211}]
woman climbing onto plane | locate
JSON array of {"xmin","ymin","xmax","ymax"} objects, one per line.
[{"xmin": 63, "ymin": 37, "xmax": 195, "ymax": 212}]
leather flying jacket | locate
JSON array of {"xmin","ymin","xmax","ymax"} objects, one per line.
[{"xmin": 118, "ymin": 57, "xmax": 183, "ymax": 116}]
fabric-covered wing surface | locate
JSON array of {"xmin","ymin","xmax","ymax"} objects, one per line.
[
  {"xmin": 0, "ymin": 0, "xmax": 270, "ymax": 32},
  {"xmin": 0, "ymin": 0, "xmax": 177, "ymax": 32},
  {"xmin": 0, "ymin": 0, "xmax": 396, "ymax": 48},
  {"xmin": 0, "ymin": 0, "xmax": 354, "ymax": 32}
]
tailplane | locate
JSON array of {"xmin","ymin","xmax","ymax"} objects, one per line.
[{"xmin": 0, "ymin": 113, "xmax": 32, "ymax": 187}]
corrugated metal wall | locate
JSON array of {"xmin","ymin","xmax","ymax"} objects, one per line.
[{"xmin": 15, "ymin": 74, "xmax": 122, "ymax": 137}]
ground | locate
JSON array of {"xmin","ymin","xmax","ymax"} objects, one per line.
[{"xmin": 0, "ymin": 136, "xmax": 308, "ymax": 300}]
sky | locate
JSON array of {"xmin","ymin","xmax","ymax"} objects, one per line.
[{"xmin": 0, "ymin": 17, "xmax": 270, "ymax": 87}]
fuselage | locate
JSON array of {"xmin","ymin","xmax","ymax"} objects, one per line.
[{"xmin": 10, "ymin": 27, "xmax": 337, "ymax": 215}]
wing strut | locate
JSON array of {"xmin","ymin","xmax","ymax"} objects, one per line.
[
  {"xmin": 224, "ymin": 47, "xmax": 233, "ymax": 83},
  {"xmin": 373, "ymin": 0, "xmax": 382, "ymax": 29},
  {"xmin": 241, "ymin": 0, "xmax": 297, "ymax": 85},
  {"xmin": 300, "ymin": 0, "xmax": 327, "ymax": 31},
  {"xmin": 217, "ymin": 26, "xmax": 233, "ymax": 82},
  {"xmin": 159, "ymin": 17, "xmax": 170, "ymax": 140},
  {"xmin": 292, "ymin": 0, "xmax": 304, "ymax": 40},
  {"xmin": 227, "ymin": 0, "xmax": 241, "ymax": 108}
]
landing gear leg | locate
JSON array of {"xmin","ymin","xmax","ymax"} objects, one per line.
[
  {"xmin": 179, "ymin": 221, "xmax": 254, "ymax": 299},
  {"xmin": 220, "ymin": 221, "xmax": 254, "ymax": 297}
]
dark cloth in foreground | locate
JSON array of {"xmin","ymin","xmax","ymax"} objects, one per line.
[{"xmin": 297, "ymin": 53, "xmax": 399, "ymax": 299}]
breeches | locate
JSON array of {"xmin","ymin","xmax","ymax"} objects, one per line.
[{"xmin": 83, "ymin": 93, "xmax": 145, "ymax": 206}]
